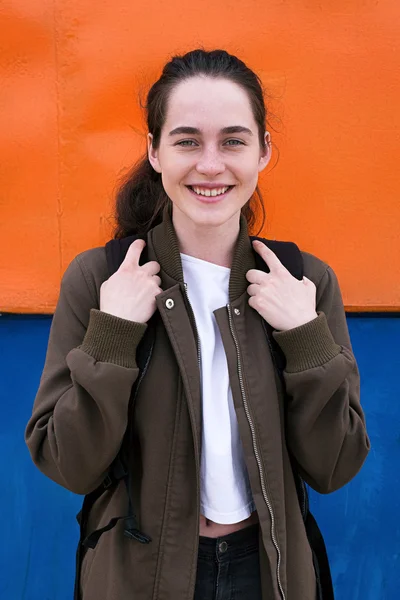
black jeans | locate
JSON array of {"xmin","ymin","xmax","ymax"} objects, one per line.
[{"xmin": 194, "ymin": 524, "xmax": 262, "ymax": 600}]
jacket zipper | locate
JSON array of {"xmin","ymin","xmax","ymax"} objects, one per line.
[
  {"xmin": 182, "ymin": 282, "xmax": 202, "ymax": 597},
  {"xmin": 227, "ymin": 304, "xmax": 286, "ymax": 600},
  {"xmin": 261, "ymin": 319, "xmax": 308, "ymax": 520},
  {"xmin": 133, "ymin": 344, "xmax": 154, "ymax": 401}
]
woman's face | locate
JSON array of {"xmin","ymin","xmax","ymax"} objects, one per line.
[{"xmin": 147, "ymin": 76, "xmax": 271, "ymax": 231}]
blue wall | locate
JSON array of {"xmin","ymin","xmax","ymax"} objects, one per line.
[{"xmin": 1, "ymin": 314, "xmax": 399, "ymax": 599}]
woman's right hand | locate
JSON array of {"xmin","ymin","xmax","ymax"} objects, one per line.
[{"xmin": 100, "ymin": 239, "xmax": 162, "ymax": 323}]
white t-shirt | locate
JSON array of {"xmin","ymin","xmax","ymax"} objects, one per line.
[{"xmin": 181, "ymin": 253, "xmax": 256, "ymax": 524}]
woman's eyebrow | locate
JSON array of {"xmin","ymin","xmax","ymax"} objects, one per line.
[{"xmin": 168, "ymin": 126, "xmax": 253, "ymax": 136}]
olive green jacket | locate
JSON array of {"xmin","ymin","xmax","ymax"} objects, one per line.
[{"xmin": 25, "ymin": 209, "xmax": 370, "ymax": 600}]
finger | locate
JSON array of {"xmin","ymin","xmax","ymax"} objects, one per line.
[
  {"xmin": 246, "ymin": 268, "xmax": 268, "ymax": 285},
  {"xmin": 152, "ymin": 275, "xmax": 162, "ymax": 287},
  {"xmin": 142, "ymin": 261, "xmax": 161, "ymax": 276},
  {"xmin": 252, "ymin": 240, "xmax": 286, "ymax": 274},
  {"xmin": 123, "ymin": 239, "xmax": 146, "ymax": 266},
  {"xmin": 247, "ymin": 283, "xmax": 260, "ymax": 297}
]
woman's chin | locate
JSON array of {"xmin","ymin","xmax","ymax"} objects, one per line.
[{"xmin": 182, "ymin": 209, "xmax": 241, "ymax": 231}]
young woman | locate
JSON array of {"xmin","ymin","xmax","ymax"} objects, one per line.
[{"xmin": 26, "ymin": 48, "xmax": 370, "ymax": 600}]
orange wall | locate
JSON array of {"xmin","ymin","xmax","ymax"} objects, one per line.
[{"xmin": 1, "ymin": 1, "xmax": 399, "ymax": 313}]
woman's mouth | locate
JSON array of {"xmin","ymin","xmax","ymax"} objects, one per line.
[{"xmin": 185, "ymin": 185, "xmax": 235, "ymax": 203}]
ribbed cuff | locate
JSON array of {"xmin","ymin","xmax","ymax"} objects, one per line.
[
  {"xmin": 272, "ymin": 312, "xmax": 341, "ymax": 373},
  {"xmin": 80, "ymin": 309, "xmax": 147, "ymax": 368}
]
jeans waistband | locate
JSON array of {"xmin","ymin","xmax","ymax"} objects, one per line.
[{"xmin": 198, "ymin": 524, "xmax": 259, "ymax": 563}]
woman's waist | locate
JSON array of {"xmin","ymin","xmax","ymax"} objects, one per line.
[{"xmin": 199, "ymin": 510, "xmax": 259, "ymax": 538}]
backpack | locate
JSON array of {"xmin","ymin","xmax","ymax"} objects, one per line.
[{"xmin": 73, "ymin": 234, "xmax": 334, "ymax": 600}]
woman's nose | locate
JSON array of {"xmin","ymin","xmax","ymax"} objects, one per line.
[{"xmin": 195, "ymin": 147, "xmax": 226, "ymax": 175}]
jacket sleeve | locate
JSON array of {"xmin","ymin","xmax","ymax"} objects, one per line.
[
  {"xmin": 25, "ymin": 254, "xmax": 147, "ymax": 495},
  {"xmin": 272, "ymin": 264, "xmax": 370, "ymax": 494}
]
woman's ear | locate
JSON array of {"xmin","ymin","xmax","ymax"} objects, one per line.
[
  {"xmin": 258, "ymin": 131, "xmax": 272, "ymax": 173},
  {"xmin": 147, "ymin": 133, "xmax": 162, "ymax": 173}
]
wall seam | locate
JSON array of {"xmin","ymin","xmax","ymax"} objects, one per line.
[{"xmin": 52, "ymin": 0, "xmax": 63, "ymax": 280}]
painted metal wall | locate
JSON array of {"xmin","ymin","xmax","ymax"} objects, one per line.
[
  {"xmin": 1, "ymin": 1, "xmax": 400, "ymax": 313},
  {"xmin": 1, "ymin": 314, "xmax": 399, "ymax": 599},
  {"xmin": 2, "ymin": 3, "xmax": 399, "ymax": 598}
]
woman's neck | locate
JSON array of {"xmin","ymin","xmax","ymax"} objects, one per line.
[{"xmin": 172, "ymin": 209, "xmax": 240, "ymax": 269}]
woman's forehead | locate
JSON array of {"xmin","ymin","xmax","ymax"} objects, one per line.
[{"xmin": 165, "ymin": 77, "xmax": 254, "ymax": 127}]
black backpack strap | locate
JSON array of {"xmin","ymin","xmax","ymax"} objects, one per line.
[
  {"xmin": 306, "ymin": 512, "xmax": 334, "ymax": 600},
  {"xmin": 74, "ymin": 234, "xmax": 153, "ymax": 600},
  {"xmin": 74, "ymin": 485, "xmax": 107, "ymax": 599},
  {"xmin": 250, "ymin": 236, "xmax": 303, "ymax": 376},
  {"xmin": 105, "ymin": 234, "xmax": 148, "ymax": 274},
  {"xmin": 252, "ymin": 236, "xmax": 334, "ymax": 600},
  {"xmin": 250, "ymin": 236, "xmax": 304, "ymax": 280},
  {"xmin": 74, "ymin": 456, "xmax": 152, "ymax": 600}
]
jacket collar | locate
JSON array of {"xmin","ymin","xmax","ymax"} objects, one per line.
[{"xmin": 150, "ymin": 203, "xmax": 256, "ymax": 302}]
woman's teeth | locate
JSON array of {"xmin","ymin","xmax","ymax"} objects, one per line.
[{"xmin": 190, "ymin": 186, "xmax": 230, "ymax": 197}]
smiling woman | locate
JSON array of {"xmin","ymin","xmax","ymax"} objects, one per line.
[
  {"xmin": 25, "ymin": 48, "xmax": 369, "ymax": 600},
  {"xmin": 114, "ymin": 51, "xmax": 274, "ymax": 240},
  {"xmin": 145, "ymin": 77, "xmax": 271, "ymax": 259}
]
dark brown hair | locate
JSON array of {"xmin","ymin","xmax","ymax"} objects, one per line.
[{"xmin": 114, "ymin": 48, "xmax": 275, "ymax": 238}]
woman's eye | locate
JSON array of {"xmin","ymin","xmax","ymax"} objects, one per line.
[
  {"xmin": 176, "ymin": 140, "xmax": 197, "ymax": 147},
  {"xmin": 176, "ymin": 139, "xmax": 244, "ymax": 147},
  {"xmin": 225, "ymin": 139, "xmax": 244, "ymax": 146}
]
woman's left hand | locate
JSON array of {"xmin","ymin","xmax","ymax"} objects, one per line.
[{"xmin": 246, "ymin": 240, "xmax": 318, "ymax": 332}]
